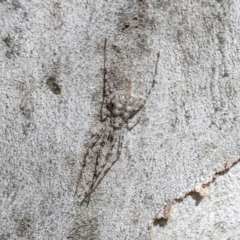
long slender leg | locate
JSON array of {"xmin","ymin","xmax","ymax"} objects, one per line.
[
  {"xmin": 87, "ymin": 128, "xmax": 113, "ymax": 191},
  {"xmin": 145, "ymin": 52, "xmax": 160, "ymax": 100},
  {"xmin": 100, "ymin": 38, "xmax": 111, "ymax": 122},
  {"xmin": 80, "ymin": 132, "xmax": 118, "ymax": 205},
  {"xmin": 80, "ymin": 130, "xmax": 124, "ymax": 205},
  {"xmin": 125, "ymin": 52, "xmax": 160, "ymax": 131},
  {"xmin": 126, "ymin": 117, "xmax": 141, "ymax": 131},
  {"xmin": 74, "ymin": 127, "xmax": 107, "ymax": 196},
  {"xmin": 126, "ymin": 53, "xmax": 159, "ymax": 131},
  {"xmin": 136, "ymin": 52, "xmax": 160, "ymax": 112},
  {"xmin": 84, "ymin": 131, "xmax": 124, "ymax": 205}
]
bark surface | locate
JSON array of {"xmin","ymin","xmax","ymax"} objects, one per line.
[{"xmin": 1, "ymin": 0, "xmax": 240, "ymax": 239}]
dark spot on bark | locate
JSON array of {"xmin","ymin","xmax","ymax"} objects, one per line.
[
  {"xmin": 12, "ymin": 0, "xmax": 21, "ymax": 9},
  {"xmin": 117, "ymin": 0, "xmax": 149, "ymax": 51},
  {"xmin": 68, "ymin": 216, "xmax": 100, "ymax": 240},
  {"xmin": 189, "ymin": 192, "xmax": 204, "ymax": 206},
  {"xmin": 223, "ymin": 72, "xmax": 229, "ymax": 77},
  {"xmin": 20, "ymin": 106, "xmax": 32, "ymax": 119},
  {"xmin": 138, "ymin": 13, "xmax": 144, "ymax": 19},
  {"xmin": 152, "ymin": 0, "xmax": 171, "ymax": 10},
  {"xmin": 107, "ymin": 135, "xmax": 114, "ymax": 142},
  {"xmin": 153, "ymin": 218, "xmax": 168, "ymax": 227},
  {"xmin": 3, "ymin": 35, "xmax": 20, "ymax": 58},
  {"xmin": 54, "ymin": 2, "xmax": 61, "ymax": 9},
  {"xmin": 5, "ymin": 50, "xmax": 13, "ymax": 59},
  {"xmin": 46, "ymin": 76, "xmax": 61, "ymax": 95},
  {"xmin": 123, "ymin": 23, "xmax": 130, "ymax": 30},
  {"xmin": 3, "ymin": 36, "xmax": 11, "ymax": 48},
  {"xmin": 184, "ymin": 110, "xmax": 191, "ymax": 124},
  {"xmin": 0, "ymin": 233, "xmax": 11, "ymax": 240},
  {"xmin": 100, "ymin": 141, "xmax": 105, "ymax": 147},
  {"xmin": 177, "ymin": 29, "xmax": 183, "ymax": 43},
  {"xmin": 217, "ymin": 32, "xmax": 225, "ymax": 45},
  {"xmin": 22, "ymin": 122, "xmax": 35, "ymax": 135},
  {"xmin": 112, "ymin": 45, "xmax": 120, "ymax": 53},
  {"xmin": 14, "ymin": 214, "xmax": 32, "ymax": 237},
  {"xmin": 20, "ymin": 96, "xmax": 34, "ymax": 119}
]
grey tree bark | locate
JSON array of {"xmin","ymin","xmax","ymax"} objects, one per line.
[{"xmin": 1, "ymin": 0, "xmax": 240, "ymax": 239}]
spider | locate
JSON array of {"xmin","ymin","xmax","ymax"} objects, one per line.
[{"xmin": 75, "ymin": 38, "xmax": 160, "ymax": 206}]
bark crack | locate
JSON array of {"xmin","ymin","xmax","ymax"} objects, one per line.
[{"xmin": 147, "ymin": 156, "xmax": 240, "ymax": 231}]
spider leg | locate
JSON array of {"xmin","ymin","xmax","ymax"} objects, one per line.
[
  {"xmin": 80, "ymin": 130, "xmax": 124, "ymax": 206},
  {"xmin": 79, "ymin": 128, "xmax": 115, "ymax": 205},
  {"xmin": 85, "ymin": 128, "xmax": 113, "ymax": 193},
  {"xmin": 126, "ymin": 116, "xmax": 141, "ymax": 131},
  {"xmin": 90, "ymin": 129, "xmax": 114, "ymax": 182},
  {"xmin": 133, "ymin": 52, "xmax": 160, "ymax": 115},
  {"xmin": 80, "ymin": 152, "xmax": 101, "ymax": 207},
  {"xmin": 145, "ymin": 52, "xmax": 160, "ymax": 101},
  {"xmin": 125, "ymin": 52, "xmax": 160, "ymax": 131},
  {"xmin": 74, "ymin": 127, "xmax": 107, "ymax": 196},
  {"xmin": 100, "ymin": 38, "xmax": 112, "ymax": 122}
]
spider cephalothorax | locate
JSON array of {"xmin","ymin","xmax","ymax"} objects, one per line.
[{"xmin": 75, "ymin": 38, "xmax": 159, "ymax": 205}]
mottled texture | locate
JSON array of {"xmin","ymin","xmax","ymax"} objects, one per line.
[
  {"xmin": 1, "ymin": 0, "xmax": 240, "ymax": 239},
  {"xmin": 110, "ymin": 91, "xmax": 145, "ymax": 129}
]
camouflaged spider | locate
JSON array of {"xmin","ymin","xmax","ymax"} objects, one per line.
[{"xmin": 75, "ymin": 39, "xmax": 159, "ymax": 205}]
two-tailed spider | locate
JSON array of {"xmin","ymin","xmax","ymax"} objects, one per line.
[{"xmin": 75, "ymin": 38, "xmax": 159, "ymax": 205}]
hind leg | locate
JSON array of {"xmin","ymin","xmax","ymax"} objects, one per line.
[
  {"xmin": 80, "ymin": 130, "xmax": 124, "ymax": 206},
  {"xmin": 75, "ymin": 127, "xmax": 107, "ymax": 196}
]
